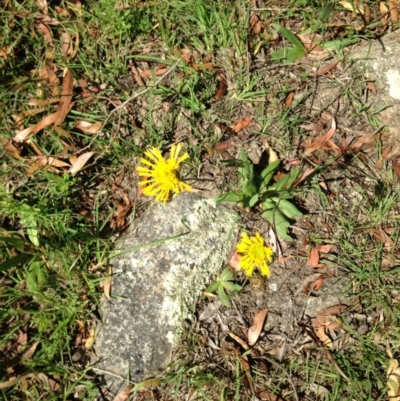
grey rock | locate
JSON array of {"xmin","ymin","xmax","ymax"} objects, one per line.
[
  {"xmin": 93, "ymin": 193, "xmax": 238, "ymax": 396},
  {"xmin": 351, "ymin": 30, "xmax": 400, "ymax": 137}
]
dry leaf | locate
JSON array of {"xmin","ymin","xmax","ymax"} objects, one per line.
[
  {"xmin": 214, "ymin": 140, "xmax": 236, "ymax": 153},
  {"xmin": 214, "ymin": 72, "xmax": 227, "ymax": 100},
  {"xmin": 84, "ymin": 328, "xmax": 95, "ymax": 350},
  {"xmin": 299, "ymin": 122, "xmax": 324, "ymax": 131},
  {"xmin": 36, "ymin": 373, "xmax": 61, "ymax": 391},
  {"xmin": 248, "ymin": 308, "xmax": 269, "ymax": 346},
  {"xmin": 312, "ymin": 305, "xmax": 347, "ymax": 348},
  {"xmin": 392, "ymin": 157, "xmax": 400, "ymax": 179},
  {"xmin": 68, "ymin": 152, "xmax": 95, "ymax": 175},
  {"xmin": 309, "ymin": 277, "xmax": 324, "ymax": 291},
  {"xmin": 304, "ymin": 117, "xmax": 338, "ymax": 155},
  {"xmin": 0, "ymin": 45, "xmax": 13, "ymax": 61},
  {"xmin": 311, "ymin": 59, "xmax": 338, "ymax": 77},
  {"xmin": 319, "ymin": 244, "xmax": 333, "ymax": 253},
  {"xmin": 227, "ymin": 332, "xmax": 249, "ymax": 350},
  {"xmin": 14, "ymin": 112, "xmax": 58, "ymax": 142},
  {"xmin": 388, "ymin": 358, "xmax": 400, "ymax": 400},
  {"xmin": 54, "ymin": 67, "xmax": 73, "ymax": 126},
  {"xmin": 284, "ymin": 92, "xmax": 294, "ymax": 108},
  {"xmin": 262, "ymin": 138, "xmax": 279, "ymax": 163},
  {"xmin": 112, "ymin": 386, "xmax": 132, "ymax": 401},
  {"xmin": 104, "ymin": 266, "xmax": 112, "ymax": 300},
  {"xmin": 27, "ymin": 157, "xmax": 70, "ymax": 175},
  {"xmin": 74, "ymin": 120, "xmax": 102, "ymax": 134},
  {"xmin": 308, "ymin": 247, "xmax": 321, "ymax": 268},
  {"xmin": 36, "ymin": 22, "xmax": 54, "ymax": 47},
  {"xmin": 60, "ymin": 31, "xmax": 71, "ymax": 55},
  {"xmin": 293, "ymin": 168, "xmax": 315, "ymax": 187},
  {"xmin": 388, "ymin": 0, "xmax": 399, "ymax": 22},
  {"xmin": 37, "ymin": 0, "xmax": 48, "ymax": 14},
  {"xmin": 233, "ymin": 116, "xmax": 252, "ymax": 133},
  {"xmin": 229, "ymin": 251, "xmax": 241, "ymax": 272},
  {"xmin": 0, "ymin": 137, "xmax": 23, "ymax": 159},
  {"xmin": 339, "ymin": 0, "xmax": 364, "ymax": 14},
  {"xmin": 367, "ymin": 81, "xmax": 377, "ymax": 94},
  {"xmin": 21, "ymin": 341, "xmax": 40, "ymax": 362},
  {"xmin": 0, "ymin": 374, "xmax": 35, "ymax": 390}
]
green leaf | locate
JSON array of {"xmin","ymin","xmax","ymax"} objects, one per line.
[
  {"xmin": 0, "ymin": 253, "xmax": 31, "ymax": 273},
  {"xmin": 260, "ymin": 160, "xmax": 280, "ymax": 191},
  {"xmin": 249, "ymin": 194, "xmax": 259, "ymax": 207},
  {"xmin": 218, "ymin": 286, "xmax": 232, "ymax": 308},
  {"xmin": 320, "ymin": 37, "xmax": 360, "ymax": 51},
  {"xmin": 270, "ymin": 47, "xmax": 305, "ymax": 63},
  {"xmin": 223, "ymin": 281, "xmax": 242, "ymax": 292},
  {"xmin": 272, "ymin": 23, "xmax": 305, "ymax": 53},
  {"xmin": 271, "ymin": 198, "xmax": 303, "ymax": 219},
  {"xmin": 215, "ymin": 191, "xmax": 244, "ymax": 203},
  {"xmin": 0, "ymin": 236, "xmax": 25, "ymax": 251},
  {"xmin": 262, "ymin": 208, "xmax": 293, "ymax": 241},
  {"xmin": 220, "ymin": 266, "xmax": 235, "ymax": 282},
  {"xmin": 242, "ymin": 180, "xmax": 258, "ymax": 197},
  {"xmin": 26, "ymin": 261, "xmax": 48, "ymax": 292},
  {"xmin": 319, "ymin": 2, "xmax": 335, "ymax": 22},
  {"xmin": 205, "ymin": 281, "xmax": 220, "ymax": 293}
]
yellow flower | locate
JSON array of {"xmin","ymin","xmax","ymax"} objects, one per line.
[
  {"xmin": 137, "ymin": 144, "xmax": 192, "ymax": 203},
  {"xmin": 236, "ymin": 232, "xmax": 274, "ymax": 277}
]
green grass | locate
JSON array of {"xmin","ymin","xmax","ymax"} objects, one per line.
[{"xmin": 1, "ymin": 0, "xmax": 400, "ymax": 399}]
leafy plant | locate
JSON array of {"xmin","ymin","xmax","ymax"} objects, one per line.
[
  {"xmin": 216, "ymin": 149, "xmax": 303, "ymax": 241},
  {"xmin": 205, "ymin": 267, "xmax": 242, "ymax": 308}
]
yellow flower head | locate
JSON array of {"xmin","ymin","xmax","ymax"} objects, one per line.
[
  {"xmin": 236, "ymin": 232, "xmax": 274, "ymax": 277},
  {"xmin": 137, "ymin": 144, "xmax": 192, "ymax": 203}
]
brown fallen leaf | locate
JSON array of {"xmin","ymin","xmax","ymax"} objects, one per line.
[
  {"xmin": 74, "ymin": 121, "xmax": 102, "ymax": 134},
  {"xmin": 304, "ymin": 117, "xmax": 337, "ymax": 155},
  {"xmin": 214, "ymin": 140, "xmax": 236, "ymax": 153},
  {"xmin": 367, "ymin": 81, "xmax": 377, "ymax": 94},
  {"xmin": 0, "ymin": 137, "xmax": 23, "ymax": 159},
  {"xmin": 229, "ymin": 251, "xmax": 241, "ymax": 272},
  {"xmin": 36, "ymin": 22, "xmax": 54, "ymax": 47},
  {"xmin": 214, "ymin": 72, "xmax": 227, "ymax": 100},
  {"xmin": 112, "ymin": 386, "xmax": 132, "ymax": 401},
  {"xmin": 312, "ymin": 304, "xmax": 348, "ymax": 348},
  {"xmin": 104, "ymin": 266, "xmax": 112, "ymax": 300},
  {"xmin": 36, "ymin": 373, "xmax": 61, "ymax": 391},
  {"xmin": 54, "ymin": 67, "xmax": 73, "ymax": 126},
  {"xmin": 0, "ymin": 373, "xmax": 35, "ymax": 390},
  {"xmin": 248, "ymin": 308, "xmax": 269, "ymax": 346},
  {"xmin": 284, "ymin": 92, "xmax": 294, "ymax": 108},
  {"xmin": 60, "ymin": 30, "xmax": 71, "ymax": 55},
  {"xmin": 308, "ymin": 247, "xmax": 322, "ymax": 268},
  {"xmin": 84, "ymin": 328, "xmax": 95, "ymax": 350},
  {"xmin": 392, "ymin": 157, "xmax": 400, "ymax": 179},
  {"xmin": 14, "ymin": 112, "xmax": 58, "ymax": 142},
  {"xmin": 293, "ymin": 168, "xmax": 315, "ymax": 187},
  {"xmin": 68, "ymin": 152, "xmax": 95, "ymax": 175},
  {"xmin": 299, "ymin": 122, "xmax": 324, "ymax": 131},
  {"xmin": 388, "ymin": 0, "xmax": 399, "ymax": 22},
  {"xmin": 21, "ymin": 341, "xmax": 40, "ymax": 362},
  {"xmin": 234, "ymin": 116, "xmax": 252, "ymax": 133},
  {"xmin": 310, "ymin": 59, "xmax": 338, "ymax": 77},
  {"xmin": 388, "ymin": 356, "xmax": 400, "ymax": 401},
  {"xmin": 27, "ymin": 156, "xmax": 70, "ymax": 175},
  {"xmin": 37, "ymin": 0, "xmax": 48, "ymax": 14}
]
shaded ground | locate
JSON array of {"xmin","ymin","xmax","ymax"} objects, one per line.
[{"xmin": 1, "ymin": 0, "xmax": 400, "ymax": 400}]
